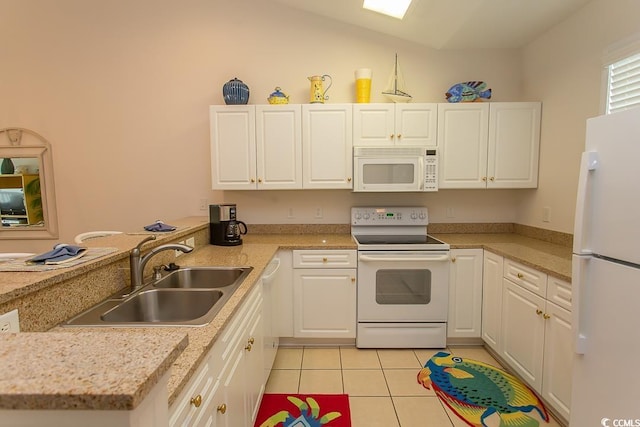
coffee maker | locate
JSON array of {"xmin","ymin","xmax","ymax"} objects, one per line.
[{"xmin": 210, "ymin": 204, "xmax": 247, "ymax": 246}]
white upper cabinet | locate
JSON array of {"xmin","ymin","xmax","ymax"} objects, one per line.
[
  {"xmin": 210, "ymin": 106, "xmax": 257, "ymax": 190},
  {"xmin": 488, "ymin": 102, "xmax": 541, "ymax": 188},
  {"xmin": 210, "ymin": 105, "xmax": 302, "ymax": 190},
  {"xmin": 302, "ymin": 104, "xmax": 353, "ymax": 189},
  {"xmin": 353, "ymin": 103, "xmax": 437, "ymax": 147},
  {"xmin": 438, "ymin": 102, "xmax": 541, "ymax": 189},
  {"xmin": 256, "ymin": 105, "xmax": 302, "ymax": 189}
]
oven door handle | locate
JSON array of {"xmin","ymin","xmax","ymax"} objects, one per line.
[{"xmin": 358, "ymin": 254, "xmax": 450, "ymax": 262}]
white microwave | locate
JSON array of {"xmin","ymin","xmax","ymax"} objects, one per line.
[{"xmin": 353, "ymin": 146, "xmax": 438, "ymax": 192}]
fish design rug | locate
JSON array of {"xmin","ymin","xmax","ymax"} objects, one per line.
[
  {"xmin": 417, "ymin": 352, "xmax": 549, "ymax": 427},
  {"xmin": 254, "ymin": 394, "xmax": 351, "ymax": 427}
]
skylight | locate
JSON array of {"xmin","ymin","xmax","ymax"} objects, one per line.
[{"xmin": 363, "ymin": 0, "xmax": 413, "ymax": 20}]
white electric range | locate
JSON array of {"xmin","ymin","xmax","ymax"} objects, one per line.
[{"xmin": 351, "ymin": 206, "xmax": 450, "ymax": 348}]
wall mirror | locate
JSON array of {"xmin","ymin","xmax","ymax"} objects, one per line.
[{"xmin": 0, "ymin": 128, "xmax": 59, "ymax": 240}]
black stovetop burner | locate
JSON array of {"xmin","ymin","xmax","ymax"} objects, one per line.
[{"xmin": 353, "ymin": 234, "xmax": 445, "ymax": 245}]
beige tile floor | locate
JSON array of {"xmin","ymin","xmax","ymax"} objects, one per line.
[{"xmin": 264, "ymin": 346, "xmax": 564, "ymax": 427}]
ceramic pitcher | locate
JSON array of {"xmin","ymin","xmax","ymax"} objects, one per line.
[{"xmin": 308, "ymin": 74, "xmax": 332, "ymax": 103}]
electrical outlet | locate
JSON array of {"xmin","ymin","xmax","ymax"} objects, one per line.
[
  {"xmin": 0, "ymin": 309, "xmax": 20, "ymax": 333},
  {"xmin": 543, "ymin": 207, "xmax": 551, "ymax": 222},
  {"xmin": 287, "ymin": 208, "xmax": 294, "ymax": 219},
  {"xmin": 199, "ymin": 199, "xmax": 208, "ymax": 211},
  {"xmin": 315, "ymin": 207, "xmax": 323, "ymax": 219},
  {"xmin": 446, "ymin": 207, "xmax": 455, "ymax": 218}
]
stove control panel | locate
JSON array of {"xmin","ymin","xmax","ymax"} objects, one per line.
[{"xmin": 351, "ymin": 207, "xmax": 428, "ymax": 226}]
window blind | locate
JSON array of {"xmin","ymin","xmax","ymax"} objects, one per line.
[{"xmin": 607, "ymin": 52, "xmax": 640, "ymax": 114}]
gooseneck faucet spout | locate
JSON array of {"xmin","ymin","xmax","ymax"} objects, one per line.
[{"xmin": 129, "ymin": 235, "xmax": 193, "ymax": 291}]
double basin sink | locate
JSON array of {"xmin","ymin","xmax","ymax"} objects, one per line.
[{"xmin": 64, "ymin": 267, "xmax": 253, "ymax": 327}]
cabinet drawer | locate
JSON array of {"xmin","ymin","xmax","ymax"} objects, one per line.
[
  {"xmin": 547, "ymin": 277, "xmax": 572, "ymax": 312},
  {"xmin": 293, "ymin": 250, "xmax": 356, "ymax": 268},
  {"xmin": 504, "ymin": 258, "xmax": 547, "ymax": 297}
]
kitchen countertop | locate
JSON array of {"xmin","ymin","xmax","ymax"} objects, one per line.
[{"xmin": 0, "ymin": 222, "xmax": 571, "ymax": 411}]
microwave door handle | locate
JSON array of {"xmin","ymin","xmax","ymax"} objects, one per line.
[{"xmin": 358, "ymin": 254, "xmax": 450, "ymax": 262}]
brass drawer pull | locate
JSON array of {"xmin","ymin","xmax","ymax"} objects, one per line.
[
  {"xmin": 245, "ymin": 343, "xmax": 253, "ymax": 351},
  {"xmin": 517, "ymin": 273, "xmax": 524, "ymax": 279},
  {"xmin": 217, "ymin": 403, "xmax": 227, "ymax": 414},
  {"xmin": 536, "ymin": 309, "xmax": 543, "ymax": 315},
  {"xmin": 190, "ymin": 394, "xmax": 202, "ymax": 408},
  {"xmin": 248, "ymin": 337, "xmax": 255, "ymax": 345},
  {"xmin": 543, "ymin": 313, "xmax": 551, "ymax": 319}
]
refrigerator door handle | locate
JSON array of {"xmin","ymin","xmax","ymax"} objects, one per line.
[
  {"xmin": 572, "ymin": 254, "xmax": 590, "ymax": 355},
  {"xmin": 573, "ymin": 151, "xmax": 599, "ymax": 254}
]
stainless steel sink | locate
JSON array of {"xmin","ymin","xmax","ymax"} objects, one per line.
[
  {"xmin": 63, "ymin": 266, "xmax": 253, "ymax": 327},
  {"xmin": 153, "ymin": 267, "xmax": 252, "ymax": 289},
  {"xmin": 101, "ymin": 289, "xmax": 224, "ymax": 323}
]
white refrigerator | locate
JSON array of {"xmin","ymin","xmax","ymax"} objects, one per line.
[{"xmin": 571, "ymin": 107, "xmax": 640, "ymax": 426}]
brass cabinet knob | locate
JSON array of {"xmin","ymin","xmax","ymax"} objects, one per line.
[
  {"xmin": 351, "ymin": 277, "xmax": 356, "ymax": 283},
  {"xmin": 322, "ymin": 257, "xmax": 328, "ymax": 262},
  {"xmin": 482, "ymin": 177, "xmax": 487, "ymax": 182},
  {"xmin": 245, "ymin": 343, "xmax": 252, "ymax": 351},
  {"xmin": 490, "ymin": 176, "xmax": 495, "ymax": 181},
  {"xmin": 250, "ymin": 178, "xmax": 255, "ymax": 183},
  {"xmin": 190, "ymin": 394, "xmax": 202, "ymax": 408},
  {"xmin": 397, "ymin": 134, "xmax": 402, "ymax": 139},
  {"xmin": 543, "ymin": 313, "xmax": 551, "ymax": 319},
  {"xmin": 390, "ymin": 134, "xmax": 394, "ymax": 139},
  {"xmin": 217, "ymin": 403, "xmax": 227, "ymax": 414},
  {"xmin": 258, "ymin": 178, "xmax": 263, "ymax": 183},
  {"xmin": 517, "ymin": 273, "xmax": 524, "ymax": 279},
  {"xmin": 451, "ymin": 256, "xmax": 457, "ymax": 263},
  {"xmin": 536, "ymin": 309, "xmax": 543, "ymax": 315},
  {"xmin": 248, "ymin": 337, "xmax": 255, "ymax": 345},
  {"xmin": 347, "ymin": 177, "xmax": 352, "ymax": 182}
]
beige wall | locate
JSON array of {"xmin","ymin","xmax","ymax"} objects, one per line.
[
  {"xmin": 518, "ymin": 0, "xmax": 640, "ymax": 233},
  {"xmin": 1, "ymin": 0, "xmax": 525, "ymax": 252}
]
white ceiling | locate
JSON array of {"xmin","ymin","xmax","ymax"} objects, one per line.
[{"xmin": 269, "ymin": 0, "xmax": 592, "ymax": 49}]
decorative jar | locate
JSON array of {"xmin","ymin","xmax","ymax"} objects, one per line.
[{"xmin": 223, "ymin": 78, "xmax": 250, "ymax": 105}]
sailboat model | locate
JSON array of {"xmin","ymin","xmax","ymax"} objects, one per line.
[{"xmin": 382, "ymin": 54, "xmax": 412, "ymax": 103}]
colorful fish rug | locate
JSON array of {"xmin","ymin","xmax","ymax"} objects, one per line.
[
  {"xmin": 254, "ymin": 394, "xmax": 351, "ymax": 427},
  {"xmin": 417, "ymin": 352, "xmax": 550, "ymax": 427}
]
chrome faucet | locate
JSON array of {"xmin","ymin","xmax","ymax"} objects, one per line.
[{"xmin": 129, "ymin": 235, "xmax": 193, "ymax": 291}]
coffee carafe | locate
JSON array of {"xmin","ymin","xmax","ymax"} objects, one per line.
[{"xmin": 209, "ymin": 204, "xmax": 248, "ymax": 246}]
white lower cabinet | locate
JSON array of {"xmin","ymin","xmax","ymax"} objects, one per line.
[
  {"xmin": 482, "ymin": 251, "xmax": 573, "ymax": 422},
  {"xmin": 170, "ymin": 284, "xmax": 265, "ymax": 427},
  {"xmin": 292, "ymin": 250, "xmax": 357, "ymax": 339},
  {"xmin": 481, "ymin": 250, "xmax": 503, "ymax": 351},
  {"xmin": 447, "ymin": 249, "xmax": 483, "ymax": 339}
]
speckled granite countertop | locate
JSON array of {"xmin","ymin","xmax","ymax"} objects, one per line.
[
  {"xmin": 0, "ymin": 221, "xmax": 571, "ymax": 412},
  {"xmin": 434, "ymin": 233, "xmax": 572, "ymax": 282}
]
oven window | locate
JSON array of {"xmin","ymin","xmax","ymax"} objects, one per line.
[
  {"xmin": 363, "ymin": 164, "xmax": 415, "ymax": 184},
  {"xmin": 375, "ymin": 269, "xmax": 431, "ymax": 304}
]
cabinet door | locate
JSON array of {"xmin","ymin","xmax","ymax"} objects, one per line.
[
  {"xmin": 293, "ymin": 268, "xmax": 357, "ymax": 338},
  {"xmin": 395, "ymin": 103, "xmax": 437, "ymax": 146},
  {"xmin": 273, "ymin": 250, "xmax": 294, "ymax": 338},
  {"xmin": 448, "ymin": 249, "xmax": 483, "ymax": 338},
  {"xmin": 437, "ymin": 103, "xmax": 489, "ymax": 189},
  {"xmin": 542, "ymin": 301, "xmax": 572, "ymax": 421},
  {"xmin": 255, "ymin": 105, "xmax": 302, "ymax": 189},
  {"xmin": 210, "ymin": 106, "xmax": 256, "ymax": 190},
  {"xmin": 481, "ymin": 251, "xmax": 503, "ymax": 351},
  {"xmin": 302, "ymin": 104, "xmax": 353, "ymax": 189},
  {"xmin": 353, "ymin": 104, "xmax": 394, "ymax": 146},
  {"xmin": 245, "ymin": 297, "xmax": 265, "ymax": 425},
  {"xmin": 501, "ymin": 279, "xmax": 545, "ymax": 391},
  {"xmin": 220, "ymin": 344, "xmax": 247, "ymax": 427},
  {"xmin": 487, "ymin": 102, "xmax": 541, "ymax": 188}
]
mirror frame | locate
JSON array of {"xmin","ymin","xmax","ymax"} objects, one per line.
[{"xmin": 0, "ymin": 128, "xmax": 59, "ymax": 240}]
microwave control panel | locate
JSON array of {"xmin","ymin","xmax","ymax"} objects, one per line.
[{"xmin": 424, "ymin": 149, "xmax": 438, "ymax": 192}]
